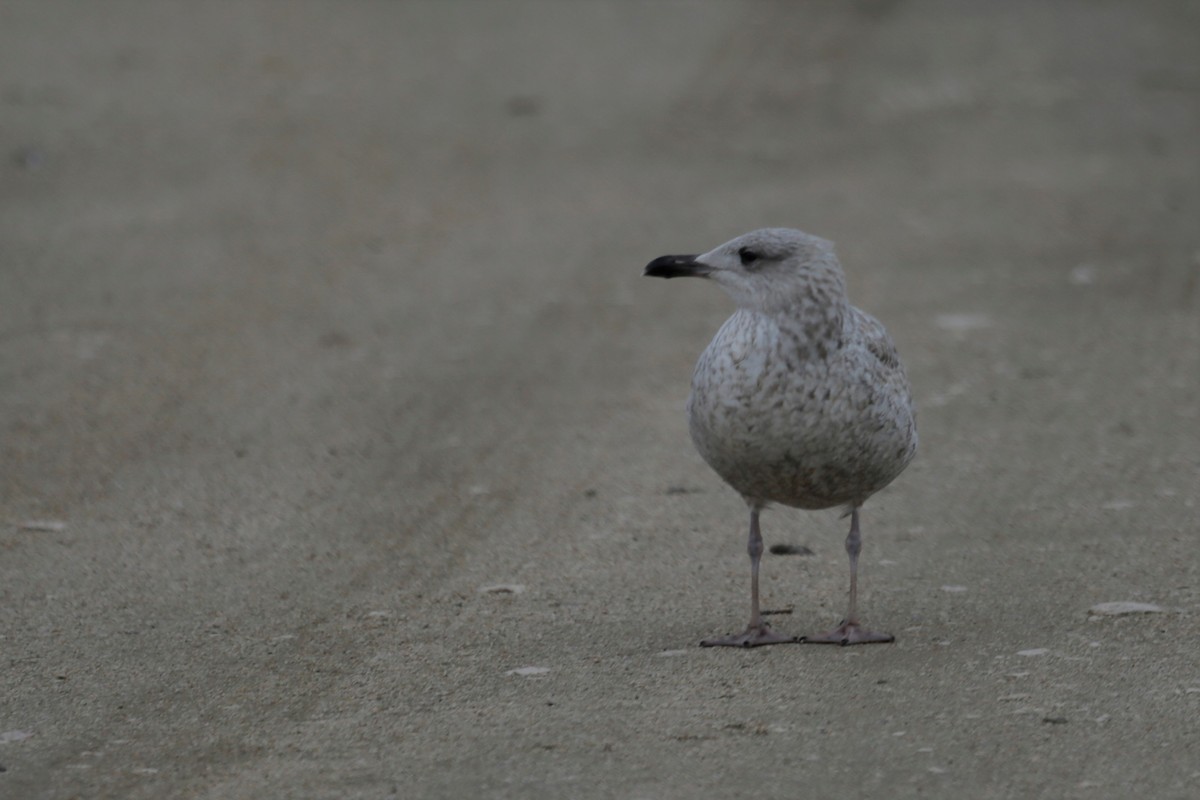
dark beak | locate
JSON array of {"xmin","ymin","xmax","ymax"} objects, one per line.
[{"xmin": 643, "ymin": 254, "xmax": 710, "ymax": 279}]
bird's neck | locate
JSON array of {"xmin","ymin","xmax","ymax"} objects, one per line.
[{"xmin": 761, "ymin": 288, "xmax": 848, "ymax": 334}]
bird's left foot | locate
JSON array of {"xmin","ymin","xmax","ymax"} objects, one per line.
[
  {"xmin": 700, "ymin": 624, "xmax": 798, "ymax": 648},
  {"xmin": 801, "ymin": 620, "xmax": 894, "ymax": 646}
]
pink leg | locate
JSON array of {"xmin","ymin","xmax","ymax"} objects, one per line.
[
  {"xmin": 702, "ymin": 507, "xmax": 797, "ymax": 647},
  {"xmin": 802, "ymin": 507, "xmax": 894, "ymax": 646}
]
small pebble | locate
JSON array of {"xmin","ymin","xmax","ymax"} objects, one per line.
[
  {"xmin": 769, "ymin": 543, "xmax": 814, "ymax": 556},
  {"xmin": 11, "ymin": 146, "xmax": 46, "ymax": 170},
  {"xmin": 1089, "ymin": 601, "xmax": 1163, "ymax": 616},
  {"xmin": 505, "ymin": 95, "xmax": 542, "ymax": 116}
]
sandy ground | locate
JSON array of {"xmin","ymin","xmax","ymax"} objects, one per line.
[{"xmin": 2, "ymin": 2, "xmax": 1199, "ymax": 798}]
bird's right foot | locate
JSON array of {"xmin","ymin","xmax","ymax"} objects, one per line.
[{"xmin": 700, "ymin": 624, "xmax": 798, "ymax": 648}]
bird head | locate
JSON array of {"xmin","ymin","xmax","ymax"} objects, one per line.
[{"xmin": 644, "ymin": 228, "xmax": 847, "ymax": 314}]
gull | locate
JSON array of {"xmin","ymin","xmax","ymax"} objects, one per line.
[{"xmin": 645, "ymin": 228, "xmax": 917, "ymax": 646}]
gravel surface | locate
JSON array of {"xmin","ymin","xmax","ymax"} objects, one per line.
[{"xmin": 2, "ymin": 2, "xmax": 1198, "ymax": 798}]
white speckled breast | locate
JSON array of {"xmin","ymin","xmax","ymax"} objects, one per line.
[{"xmin": 686, "ymin": 307, "xmax": 917, "ymax": 510}]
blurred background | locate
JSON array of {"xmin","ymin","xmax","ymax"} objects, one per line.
[{"xmin": 2, "ymin": 2, "xmax": 1198, "ymax": 797}]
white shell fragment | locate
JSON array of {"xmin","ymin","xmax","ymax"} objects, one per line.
[
  {"xmin": 478, "ymin": 584, "xmax": 527, "ymax": 595},
  {"xmin": 16, "ymin": 520, "xmax": 66, "ymax": 532},
  {"xmin": 1069, "ymin": 264, "xmax": 1097, "ymax": 285},
  {"xmin": 506, "ymin": 666, "xmax": 550, "ymax": 677},
  {"xmin": 934, "ymin": 312, "xmax": 991, "ymax": 332}
]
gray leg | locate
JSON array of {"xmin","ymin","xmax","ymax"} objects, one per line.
[
  {"xmin": 701, "ymin": 507, "xmax": 797, "ymax": 648},
  {"xmin": 802, "ymin": 507, "xmax": 894, "ymax": 646}
]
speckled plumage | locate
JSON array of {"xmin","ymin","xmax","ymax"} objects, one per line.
[
  {"xmin": 687, "ymin": 286, "xmax": 916, "ymax": 512},
  {"xmin": 645, "ymin": 227, "xmax": 917, "ymax": 647}
]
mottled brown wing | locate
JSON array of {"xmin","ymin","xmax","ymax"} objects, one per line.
[{"xmin": 853, "ymin": 307, "xmax": 901, "ymax": 369}]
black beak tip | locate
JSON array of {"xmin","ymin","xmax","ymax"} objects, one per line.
[{"xmin": 643, "ymin": 254, "xmax": 702, "ymax": 279}]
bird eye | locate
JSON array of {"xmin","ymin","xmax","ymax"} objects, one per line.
[{"xmin": 737, "ymin": 247, "xmax": 760, "ymax": 267}]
